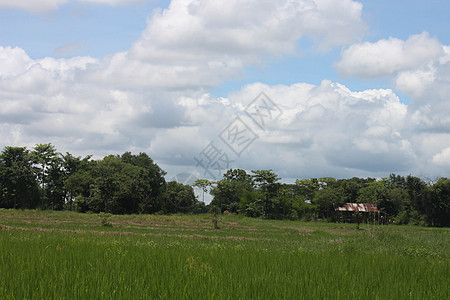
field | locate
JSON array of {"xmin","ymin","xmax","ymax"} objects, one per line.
[{"xmin": 0, "ymin": 209, "xmax": 448, "ymax": 299}]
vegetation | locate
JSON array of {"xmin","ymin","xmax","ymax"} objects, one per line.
[
  {"xmin": 0, "ymin": 144, "xmax": 449, "ymax": 227},
  {"xmin": 0, "ymin": 144, "xmax": 199, "ymax": 215},
  {"xmin": 207, "ymin": 170, "xmax": 449, "ymax": 227},
  {"xmin": 0, "ymin": 210, "xmax": 448, "ymax": 299}
]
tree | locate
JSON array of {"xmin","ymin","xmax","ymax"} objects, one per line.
[
  {"xmin": 121, "ymin": 152, "xmax": 166, "ymax": 209},
  {"xmin": 406, "ymin": 175, "xmax": 431, "ymax": 224},
  {"xmin": 163, "ymin": 181, "xmax": 197, "ymax": 213},
  {"xmin": 295, "ymin": 178, "xmax": 320, "ymax": 200},
  {"xmin": 428, "ymin": 178, "xmax": 450, "ymax": 227},
  {"xmin": 61, "ymin": 153, "xmax": 93, "ymax": 210},
  {"xmin": 31, "ymin": 143, "xmax": 62, "ymax": 209},
  {"xmin": 314, "ymin": 186, "xmax": 343, "ymax": 220},
  {"xmin": 339, "ymin": 177, "xmax": 373, "ymax": 203},
  {"xmin": 65, "ymin": 170, "xmax": 94, "ymax": 212},
  {"xmin": 87, "ymin": 155, "xmax": 147, "ymax": 214},
  {"xmin": 0, "ymin": 147, "xmax": 39, "ymax": 209},
  {"xmin": 251, "ymin": 169, "xmax": 281, "ymax": 218},
  {"xmin": 210, "ymin": 169, "xmax": 253, "ymax": 213}
]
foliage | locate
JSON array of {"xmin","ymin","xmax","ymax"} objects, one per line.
[
  {"xmin": 98, "ymin": 212, "xmax": 113, "ymax": 227},
  {"xmin": 0, "ymin": 144, "xmax": 197, "ymax": 215},
  {"xmin": 0, "ymin": 143, "xmax": 449, "ymax": 227}
]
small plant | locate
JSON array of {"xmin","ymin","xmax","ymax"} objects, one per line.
[
  {"xmin": 210, "ymin": 205, "xmax": 220, "ymax": 229},
  {"xmin": 99, "ymin": 212, "xmax": 113, "ymax": 227}
]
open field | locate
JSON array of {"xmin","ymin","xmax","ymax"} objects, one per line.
[{"xmin": 0, "ymin": 209, "xmax": 448, "ymax": 299}]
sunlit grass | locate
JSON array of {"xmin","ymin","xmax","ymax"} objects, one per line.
[{"xmin": 0, "ymin": 209, "xmax": 448, "ymax": 299}]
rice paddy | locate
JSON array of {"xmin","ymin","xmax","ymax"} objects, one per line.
[{"xmin": 0, "ymin": 209, "xmax": 448, "ymax": 299}]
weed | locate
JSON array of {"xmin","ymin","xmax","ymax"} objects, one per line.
[{"xmin": 98, "ymin": 212, "xmax": 112, "ymax": 227}]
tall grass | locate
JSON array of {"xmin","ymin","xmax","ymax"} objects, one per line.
[{"xmin": 0, "ymin": 210, "xmax": 448, "ymax": 299}]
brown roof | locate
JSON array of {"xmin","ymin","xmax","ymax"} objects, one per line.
[{"xmin": 334, "ymin": 203, "xmax": 379, "ymax": 213}]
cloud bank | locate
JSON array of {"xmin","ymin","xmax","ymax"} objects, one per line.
[{"xmin": 1, "ymin": 0, "xmax": 450, "ymax": 180}]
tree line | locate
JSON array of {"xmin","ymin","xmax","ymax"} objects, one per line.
[
  {"xmin": 1, "ymin": 144, "xmax": 448, "ymax": 226},
  {"xmin": 199, "ymin": 169, "xmax": 449, "ymax": 227},
  {"xmin": 0, "ymin": 144, "xmax": 206, "ymax": 214}
]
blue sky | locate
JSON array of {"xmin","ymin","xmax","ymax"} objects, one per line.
[
  {"xmin": 1, "ymin": 0, "xmax": 448, "ymax": 96},
  {"xmin": 1, "ymin": 0, "xmax": 450, "ymax": 181}
]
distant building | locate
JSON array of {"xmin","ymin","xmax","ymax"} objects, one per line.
[
  {"xmin": 334, "ymin": 203, "xmax": 384, "ymax": 224},
  {"xmin": 334, "ymin": 203, "xmax": 378, "ymax": 213}
]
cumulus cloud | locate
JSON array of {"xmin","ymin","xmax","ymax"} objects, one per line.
[
  {"xmin": 132, "ymin": 0, "xmax": 365, "ymax": 60},
  {"xmin": 2, "ymin": 1, "xmax": 450, "ymax": 179},
  {"xmin": 161, "ymin": 81, "xmax": 414, "ymax": 178},
  {"xmin": 335, "ymin": 32, "xmax": 443, "ymax": 78},
  {"xmin": 336, "ymin": 33, "xmax": 450, "ymax": 165},
  {"xmin": 81, "ymin": 0, "xmax": 366, "ymax": 90},
  {"xmin": 0, "ymin": 42, "xmax": 448, "ymax": 178},
  {"xmin": 81, "ymin": 0, "xmax": 365, "ymax": 91},
  {"xmin": 432, "ymin": 147, "xmax": 450, "ymax": 166},
  {"xmin": 0, "ymin": 46, "xmax": 33, "ymax": 77}
]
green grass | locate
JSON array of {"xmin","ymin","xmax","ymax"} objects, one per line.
[{"xmin": 0, "ymin": 209, "xmax": 448, "ymax": 299}]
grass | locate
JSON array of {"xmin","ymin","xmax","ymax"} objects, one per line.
[{"xmin": 0, "ymin": 209, "xmax": 448, "ymax": 299}]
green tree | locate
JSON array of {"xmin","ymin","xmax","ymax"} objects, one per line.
[
  {"xmin": 251, "ymin": 169, "xmax": 281, "ymax": 218},
  {"xmin": 163, "ymin": 181, "xmax": 197, "ymax": 213},
  {"xmin": 295, "ymin": 178, "xmax": 320, "ymax": 200},
  {"xmin": 428, "ymin": 178, "xmax": 450, "ymax": 227},
  {"xmin": 88, "ymin": 155, "xmax": 147, "ymax": 214},
  {"xmin": 121, "ymin": 152, "xmax": 166, "ymax": 212},
  {"xmin": 210, "ymin": 169, "xmax": 253, "ymax": 213},
  {"xmin": 0, "ymin": 146, "xmax": 39, "ymax": 209},
  {"xmin": 314, "ymin": 186, "xmax": 343, "ymax": 220},
  {"xmin": 31, "ymin": 143, "xmax": 61, "ymax": 209},
  {"xmin": 61, "ymin": 153, "xmax": 93, "ymax": 210},
  {"xmin": 406, "ymin": 175, "xmax": 430, "ymax": 224}
]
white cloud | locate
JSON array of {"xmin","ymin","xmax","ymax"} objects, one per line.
[
  {"xmin": 336, "ymin": 32, "xmax": 450, "ymax": 152},
  {"xmin": 432, "ymin": 147, "xmax": 450, "ymax": 166},
  {"xmin": 0, "ymin": 47, "xmax": 33, "ymax": 77},
  {"xmin": 336, "ymin": 32, "xmax": 443, "ymax": 78},
  {"xmin": 85, "ymin": 0, "xmax": 366, "ymax": 90},
  {"xmin": 0, "ymin": 43, "xmax": 448, "ymax": 178},
  {"xmin": 132, "ymin": 0, "xmax": 365, "ymax": 59},
  {"xmin": 173, "ymin": 80, "xmax": 415, "ymax": 178},
  {"xmin": 2, "ymin": 1, "xmax": 450, "ymax": 179},
  {"xmin": 395, "ymin": 68, "xmax": 435, "ymax": 98},
  {"xmin": 0, "ymin": 0, "xmax": 68, "ymax": 14}
]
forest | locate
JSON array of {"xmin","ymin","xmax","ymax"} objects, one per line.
[{"xmin": 0, "ymin": 143, "xmax": 448, "ymax": 227}]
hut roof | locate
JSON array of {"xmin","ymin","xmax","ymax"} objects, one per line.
[{"xmin": 334, "ymin": 203, "xmax": 379, "ymax": 213}]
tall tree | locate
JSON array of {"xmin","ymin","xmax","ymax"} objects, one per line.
[
  {"xmin": 61, "ymin": 153, "xmax": 93, "ymax": 210},
  {"xmin": 121, "ymin": 152, "xmax": 166, "ymax": 207},
  {"xmin": 162, "ymin": 181, "xmax": 197, "ymax": 213},
  {"xmin": 251, "ymin": 169, "xmax": 281, "ymax": 218},
  {"xmin": 0, "ymin": 147, "xmax": 39, "ymax": 208},
  {"xmin": 31, "ymin": 143, "xmax": 61, "ymax": 208},
  {"xmin": 295, "ymin": 178, "xmax": 320, "ymax": 200},
  {"xmin": 210, "ymin": 169, "xmax": 253, "ymax": 213},
  {"xmin": 428, "ymin": 177, "xmax": 450, "ymax": 227}
]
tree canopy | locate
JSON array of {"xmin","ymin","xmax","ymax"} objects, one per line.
[
  {"xmin": 0, "ymin": 144, "xmax": 199, "ymax": 215},
  {"xmin": 0, "ymin": 144, "xmax": 448, "ymax": 227}
]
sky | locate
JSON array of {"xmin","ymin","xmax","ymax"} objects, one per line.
[{"xmin": 1, "ymin": 0, "xmax": 450, "ymax": 184}]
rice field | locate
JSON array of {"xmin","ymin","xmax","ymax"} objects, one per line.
[{"xmin": 0, "ymin": 209, "xmax": 448, "ymax": 299}]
